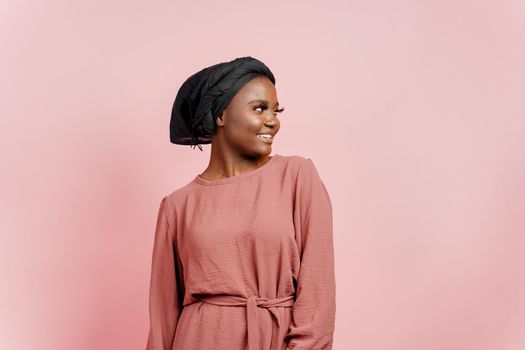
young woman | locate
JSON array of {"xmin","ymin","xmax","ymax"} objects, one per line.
[{"xmin": 146, "ymin": 56, "xmax": 336, "ymax": 350}]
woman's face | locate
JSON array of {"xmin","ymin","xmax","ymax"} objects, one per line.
[{"xmin": 214, "ymin": 75, "xmax": 283, "ymax": 157}]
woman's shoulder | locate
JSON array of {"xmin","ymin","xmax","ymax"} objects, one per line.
[
  {"xmin": 273, "ymin": 154, "xmax": 324, "ymax": 186},
  {"xmin": 279, "ymin": 154, "xmax": 319, "ymax": 172},
  {"xmin": 276, "ymin": 153, "xmax": 311, "ymax": 169},
  {"xmin": 161, "ymin": 179, "xmax": 197, "ymax": 207}
]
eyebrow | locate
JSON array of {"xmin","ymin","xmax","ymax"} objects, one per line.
[{"xmin": 247, "ymin": 99, "xmax": 280, "ymax": 107}]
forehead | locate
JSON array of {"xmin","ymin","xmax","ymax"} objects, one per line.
[{"xmin": 234, "ymin": 76, "xmax": 277, "ymax": 101}]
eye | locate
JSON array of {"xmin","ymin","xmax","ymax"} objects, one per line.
[
  {"xmin": 274, "ymin": 107, "xmax": 285, "ymax": 115},
  {"xmin": 254, "ymin": 104, "xmax": 286, "ymax": 115},
  {"xmin": 254, "ymin": 104, "xmax": 269, "ymax": 113}
]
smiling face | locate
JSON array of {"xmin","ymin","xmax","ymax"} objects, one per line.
[{"xmin": 212, "ymin": 75, "xmax": 284, "ymax": 157}]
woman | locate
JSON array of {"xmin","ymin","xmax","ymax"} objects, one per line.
[{"xmin": 146, "ymin": 56, "xmax": 336, "ymax": 350}]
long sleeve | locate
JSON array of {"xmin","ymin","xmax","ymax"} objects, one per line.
[
  {"xmin": 285, "ymin": 159, "xmax": 336, "ymax": 350},
  {"xmin": 146, "ymin": 196, "xmax": 185, "ymax": 350}
]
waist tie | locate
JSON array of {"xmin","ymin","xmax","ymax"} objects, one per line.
[{"xmin": 197, "ymin": 294, "xmax": 295, "ymax": 350}]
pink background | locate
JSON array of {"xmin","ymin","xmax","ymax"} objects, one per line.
[{"xmin": 2, "ymin": 0, "xmax": 525, "ymax": 349}]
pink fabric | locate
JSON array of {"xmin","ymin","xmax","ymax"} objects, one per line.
[{"xmin": 146, "ymin": 154, "xmax": 336, "ymax": 350}]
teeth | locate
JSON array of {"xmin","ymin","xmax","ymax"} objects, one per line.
[{"xmin": 257, "ymin": 134, "xmax": 272, "ymax": 139}]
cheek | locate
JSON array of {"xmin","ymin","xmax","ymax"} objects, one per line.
[
  {"xmin": 238, "ymin": 113, "xmax": 265, "ymax": 132},
  {"xmin": 225, "ymin": 115, "xmax": 261, "ymax": 139}
]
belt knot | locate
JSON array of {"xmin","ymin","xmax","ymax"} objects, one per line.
[{"xmin": 197, "ymin": 294, "xmax": 295, "ymax": 350}]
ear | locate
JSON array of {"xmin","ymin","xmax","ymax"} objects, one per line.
[{"xmin": 216, "ymin": 111, "xmax": 225, "ymax": 127}]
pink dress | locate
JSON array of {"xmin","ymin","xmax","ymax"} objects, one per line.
[{"xmin": 145, "ymin": 154, "xmax": 336, "ymax": 350}]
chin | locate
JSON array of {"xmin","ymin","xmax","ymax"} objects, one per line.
[{"xmin": 247, "ymin": 147, "xmax": 272, "ymax": 158}]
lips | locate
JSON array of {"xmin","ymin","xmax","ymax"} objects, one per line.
[{"xmin": 256, "ymin": 133, "xmax": 273, "ymax": 143}]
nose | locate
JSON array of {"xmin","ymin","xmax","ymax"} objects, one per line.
[
  {"xmin": 264, "ymin": 111, "xmax": 279, "ymax": 124},
  {"xmin": 264, "ymin": 118, "xmax": 277, "ymax": 129}
]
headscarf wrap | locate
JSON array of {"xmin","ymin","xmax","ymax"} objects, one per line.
[{"xmin": 170, "ymin": 56, "xmax": 276, "ymax": 151}]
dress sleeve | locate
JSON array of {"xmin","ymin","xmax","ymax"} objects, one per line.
[
  {"xmin": 146, "ymin": 196, "xmax": 185, "ymax": 350},
  {"xmin": 285, "ymin": 159, "xmax": 336, "ymax": 350}
]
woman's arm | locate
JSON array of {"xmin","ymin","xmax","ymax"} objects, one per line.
[
  {"xmin": 146, "ymin": 196, "xmax": 184, "ymax": 350},
  {"xmin": 286, "ymin": 158, "xmax": 336, "ymax": 350}
]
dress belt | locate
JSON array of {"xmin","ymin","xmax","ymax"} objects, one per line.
[{"xmin": 197, "ymin": 294, "xmax": 295, "ymax": 350}]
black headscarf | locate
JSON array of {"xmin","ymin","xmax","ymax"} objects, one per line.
[{"xmin": 170, "ymin": 56, "xmax": 276, "ymax": 151}]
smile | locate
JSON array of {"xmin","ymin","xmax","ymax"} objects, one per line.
[{"xmin": 256, "ymin": 133, "xmax": 273, "ymax": 143}]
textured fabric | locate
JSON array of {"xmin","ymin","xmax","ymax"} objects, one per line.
[
  {"xmin": 145, "ymin": 154, "xmax": 336, "ymax": 350},
  {"xmin": 170, "ymin": 56, "xmax": 276, "ymax": 151}
]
